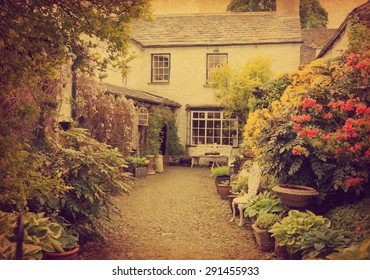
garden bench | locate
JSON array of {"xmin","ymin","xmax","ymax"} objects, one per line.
[
  {"xmin": 230, "ymin": 162, "xmax": 261, "ymax": 226},
  {"xmin": 190, "ymin": 145, "xmax": 233, "ymax": 168}
]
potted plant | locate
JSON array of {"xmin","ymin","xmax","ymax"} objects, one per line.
[
  {"xmin": 0, "ymin": 211, "xmax": 79, "ymax": 260},
  {"xmin": 216, "ymin": 180, "xmax": 232, "ymax": 199},
  {"xmin": 252, "ymin": 213, "xmax": 281, "ymax": 251},
  {"xmin": 133, "ymin": 157, "xmax": 149, "ymax": 178},
  {"xmin": 269, "ymin": 210, "xmax": 330, "ymax": 259},
  {"xmin": 211, "ymin": 166, "xmax": 230, "ymax": 187},
  {"xmin": 244, "ymin": 197, "xmax": 283, "ymax": 222}
]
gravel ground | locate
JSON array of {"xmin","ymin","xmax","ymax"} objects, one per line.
[{"xmin": 79, "ymin": 166, "xmax": 276, "ymax": 260}]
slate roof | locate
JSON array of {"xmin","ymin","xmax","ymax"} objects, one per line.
[
  {"xmin": 131, "ymin": 12, "xmax": 301, "ymax": 47},
  {"xmin": 300, "ymin": 28, "xmax": 337, "ymax": 65},
  {"xmin": 317, "ymin": 1, "xmax": 370, "ymax": 58},
  {"xmin": 102, "ymin": 83, "xmax": 181, "ymax": 108}
]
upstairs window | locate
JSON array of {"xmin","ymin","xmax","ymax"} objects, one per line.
[
  {"xmin": 206, "ymin": 53, "xmax": 227, "ymax": 82},
  {"xmin": 151, "ymin": 54, "xmax": 170, "ymax": 83}
]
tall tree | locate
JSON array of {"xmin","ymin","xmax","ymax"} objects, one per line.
[
  {"xmin": 227, "ymin": 0, "xmax": 328, "ymax": 28},
  {"xmin": 0, "ymin": 0, "xmax": 151, "ymax": 90}
]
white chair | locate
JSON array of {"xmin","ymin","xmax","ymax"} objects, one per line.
[{"xmin": 230, "ymin": 162, "xmax": 261, "ymax": 226}]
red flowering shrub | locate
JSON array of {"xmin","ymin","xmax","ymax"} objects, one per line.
[{"xmin": 247, "ymin": 49, "xmax": 369, "ymax": 206}]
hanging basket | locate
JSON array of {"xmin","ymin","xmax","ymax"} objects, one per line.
[{"xmin": 272, "ymin": 184, "xmax": 319, "ymax": 208}]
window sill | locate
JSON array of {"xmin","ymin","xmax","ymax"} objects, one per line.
[{"xmin": 148, "ymin": 82, "xmax": 170, "ymax": 85}]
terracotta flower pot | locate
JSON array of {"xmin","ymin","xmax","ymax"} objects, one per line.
[
  {"xmin": 44, "ymin": 247, "xmax": 80, "ymax": 260},
  {"xmin": 216, "ymin": 184, "xmax": 232, "ymax": 199}
]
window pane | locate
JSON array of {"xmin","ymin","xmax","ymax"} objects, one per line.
[
  {"xmin": 152, "ymin": 54, "xmax": 170, "ymax": 82},
  {"xmin": 190, "ymin": 110, "xmax": 238, "ymax": 146}
]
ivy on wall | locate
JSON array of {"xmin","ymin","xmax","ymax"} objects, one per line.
[
  {"xmin": 76, "ymin": 77, "xmax": 136, "ymax": 157},
  {"xmin": 139, "ymin": 106, "xmax": 183, "ymax": 157}
]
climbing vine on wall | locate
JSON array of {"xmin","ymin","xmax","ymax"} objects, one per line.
[
  {"xmin": 139, "ymin": 106, "xmax": 183, "ymax": 156},
  {"xmin": 76, "ymin": 77, "xmax": 135, "ymax": 156}
]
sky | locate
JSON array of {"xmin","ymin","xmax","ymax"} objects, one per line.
[{"xmin": 151, "ymin": 0, "xmax": 368, "ymax": 28}]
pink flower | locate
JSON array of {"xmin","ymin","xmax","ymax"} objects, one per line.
[
  {"xmin": 355, "ymin": 227, "xmax": 361, "ymax": 234},
  {"xmin": 356, "ymin": 61, "xmax": 368, "ymax": 69},
  {"xmin": 324, "ymin": 113, "xmax": 332, "ymax": 120},
  {"xmin": 346, "ymin": 53, "xmax": 360, "ymax": 66},
  {"xmin": 365, "ymin": 149, "xmax": 370, "ymax": 158},
  {"xmin": 292, "ymin": 114, "xmax": 312, "ymax": 123},
  {"xmin": 346, "ymin": 177, "xmax": 364, "ymax": 188},
  {"xmin": 350, "ymin": 143, "xmax": 362, "ymax": 152},
  {"xmin": 356, "ymin": 104, "xmax": 367, "ymax": 115},
  {"xmin": 300, "ymin": 98, "xmax": 317, "ymax": 108},
  {"xmin": 293, "ymin": 123, "xmax": 302, "ymax": 131}
]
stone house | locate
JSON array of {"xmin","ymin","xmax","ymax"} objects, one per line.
[{"xmin": 103, "ymin": 0, "xmax": 302, "ymax": 159}]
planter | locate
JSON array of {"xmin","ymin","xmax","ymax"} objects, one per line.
[
  {"xmin": 272, "ymin": 184, "xmax": 319, "ymax": 208},
  {"xmin": 252, "ymin": 224, "xmax": 275, "ymax": 252},
  {"xmin": 134, "ymin": 166, "xmax": 147, "ymax": 178},
  {"xmin": 214, "ymin": 175, "xmax": 230, "ymax": 187},
  {"xmin": 274, "ymin": 239, "xmax": 290, "ymax": 259},
  {"xmin": 146, "ymin": 155, "xmax": 156, "ymax": 175},
  {"xmin": 154, "ymin": 154, "xmax": 164, "ymax": 173},
  {"xmin": 216, "ymin": 184, "xmax": 232, "ymax": 199},
  {"xmin": 44, "ymin": 247, "xmax": 80, "ymax": 260}
]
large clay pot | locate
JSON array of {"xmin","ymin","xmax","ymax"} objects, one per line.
[{"xmin": 272, "ymin": 184, "xmax": 319, "ymax": 209}]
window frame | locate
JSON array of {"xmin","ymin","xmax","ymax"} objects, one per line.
[
  {"xmin": 206, "ymin": 53, "xmax": 228, "ymax": 82},
  {"xmin": 190, "ymin": 110, "xmax": 238, "ymax": 147},
  {"xmin": 151, "ymin": 53, "xmax": 171, "ymax": 83}
]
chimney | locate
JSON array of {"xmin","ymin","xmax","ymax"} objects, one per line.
[{"xmin": 276, "ymin": 0, "xmax": 300, "ymax": 17}]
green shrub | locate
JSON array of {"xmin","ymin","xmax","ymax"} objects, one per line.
[
  {"xmin": 269, "ymin": 210, "xmax": 330, "ymax": 254},
  {"xmin": 51, "ymin": 128, "xmax": 134, "ymax": 243},
  {"xmin": 244, "ymin": 198, "xmax": 282, "ymax": 220},
  {"xmin": 325, "ymin": 198, "xmax": 370, "ymax": 242},
  {"xmin": 253, "ymin": 213, "xmax": 280, "ymax": 230},
  {"xmin": 211, "ymin": 166, "xmax": 230, "ymax": 177},
  {"xmin": 300, "ymin": 227, "xmax": 352, "ymax": 259},
  {"xmin": 326, "ymin": 239, "xmax": 370, "ymax": 260},
  {"xmin": 0, "ymin": 211, "xmax": 78, "ymax": 260}
]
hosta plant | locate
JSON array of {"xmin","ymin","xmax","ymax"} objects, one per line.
[
  {"xmin": 300, "ymin": 227, "xmax": 353, "ymax": 259},
  {"xmin": 244, "ymin": 198, "xmax": 283, "ymax": 220},
  {"xmin": 0, "ymin": 211, "xmax": 78, "ymax": 260},
  {"xmin": 269, "ymin": 210, "xmax": 330, "ymax": 254},
  {"xmin": 326, "ymin": 238, "xmax": 370, "ymax": 260},
  {"xmin": 253, "ymin": 213, "xmax": 281, "ymax": 230}
]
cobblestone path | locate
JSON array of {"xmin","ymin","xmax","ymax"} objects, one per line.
[{"xmin": 79, "ymin": 166, "xmax": 276, "ymax": 260}]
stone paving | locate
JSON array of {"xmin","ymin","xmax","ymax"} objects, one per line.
[{"xmin": 79, "ymin": 166, "xmax": 276, "ymax": 260}]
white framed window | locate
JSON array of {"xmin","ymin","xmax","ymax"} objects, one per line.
[
  {"xmin": 191, "ymin": 111, "xmax": 238, "ymax": 146},
  {"xmin": 151, "ymin": 54, "xmax": 170, "ymax": 83},
  {"xmin": 206, "ymin": 53, "xmax": 227, "ymax": 81}
]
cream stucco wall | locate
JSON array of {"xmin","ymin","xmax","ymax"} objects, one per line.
[
  {"xmin": 104, "ymin": 42, "xmax": 301, "ymax": 153},
  {"xmin": 320, "ymin": 28, "xmax": 349, "ymax": 61}
]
